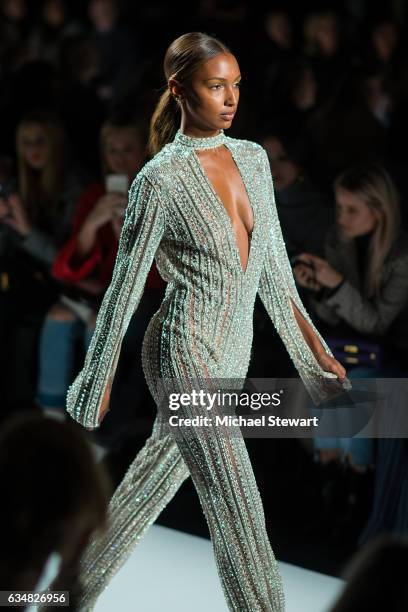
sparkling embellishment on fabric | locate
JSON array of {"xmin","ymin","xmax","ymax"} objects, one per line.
[
  {"xmin": 173, "ymin": 127, "xmax": 227, "ymax": 149},
  {"xmin": 65, "ymin": 128, "xmax": 349, "ymax": 612}
]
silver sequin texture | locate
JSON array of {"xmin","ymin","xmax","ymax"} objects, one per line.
[{"xmin": 66, "ymin": 128, "xmax": 349, "ymax": 611}]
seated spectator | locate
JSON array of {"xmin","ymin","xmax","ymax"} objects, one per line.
[
  {"xmin": 27, "ymin": 0, "xmax": 82, "ymax": 65},
  {"xmin": 294, "ymin": 163, "xmax": 408, "ymax": 539},
  {"xmin": 58, "ymin": 32, "xmax": 104, "ymax": 176},
  {"xmin": 0, "ymin": 109, "xmax": 85, "ymax": 411},
  {"xmin": 261, "ymin": 58, "xmax": 319, "ymax": 130},
  {"xmin": 303, "ymin": 9, "xmax": 350, "ymax": 104},
  {"xmin": 88, "ymin": 0, "xmax": 139, "ymax": 103},
  {"xmin": 0, "ymin": 412, "xmax": 110, "ymax": 607},
  {"xmin": 295, "ymin": 162, "xmax": 408, "ymax": 370},
  {"xmin": 0, "ymin": 0, "xmax": 30, "ymax": 70},
  {"xmin": 261, "ymin": 127, "xmax": 334, "ymax": 259},
  {"xmin": 35, "ymin": 116, "xmax": 162, "ymax": 421},
  {"xmin": 254, "ymin": 10, "xmax": 297, "ymax": 108},
  {"xmin": 305, "ymin": 70, "xmax": 386, "ymax": 191}
]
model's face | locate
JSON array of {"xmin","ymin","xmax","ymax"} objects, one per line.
[
  {"xmin": 262, "ymin": 136, "xmax": 301, "ymax": 191},
  {"xmin": 173, "ymin": 52, "xmax": 241, "ymax": 132},
  {"xmin": 104, "ymin": 128, "xmax": 144, "ymax": 178},
  {"xmin": 335, "ymin": 186, "xmax": 378, "ymax": 237},
  {"xmin": 19, "ymin": 123, "xmax": 50, "ymax": 170}
]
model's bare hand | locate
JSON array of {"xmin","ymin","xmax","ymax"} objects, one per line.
[{"xmin": 315, "ymin": 350, "xmax": 347, "ymax": 380}]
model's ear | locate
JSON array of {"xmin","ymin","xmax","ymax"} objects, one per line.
[{"xmin": 168, "ymin": 77, "xmax": 184, "ymax": 101}]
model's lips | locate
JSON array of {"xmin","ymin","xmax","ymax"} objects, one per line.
[{"xmin": 220, "ymin": 111, "xmax": 236, "ymax": 118}]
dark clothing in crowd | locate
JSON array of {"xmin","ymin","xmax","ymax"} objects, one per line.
[{"xmin": 275, "ymin": 174, "xmax": 334, "ymax": 259}]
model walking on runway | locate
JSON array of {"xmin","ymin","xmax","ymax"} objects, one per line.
[{"xmin": 66, "ymin": 32, "xmax": 348, "ymax": 611}]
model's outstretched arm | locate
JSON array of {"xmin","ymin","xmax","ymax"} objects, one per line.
[
  {"xmin": 66, "ymin": 172, "xmax": 166, "ymax": 429},
  {"xmin": 257, "ymin": 149, "xmax": 349, "ymax": 405}
]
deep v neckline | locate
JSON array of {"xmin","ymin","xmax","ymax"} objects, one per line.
[{"xmin": 192, "ymin": 143, "xmax": 256, "ymax": 278}]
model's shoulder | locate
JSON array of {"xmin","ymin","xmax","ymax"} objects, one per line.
[
  {"xmin": 226, "ymin": 135, "xmax": 265, "ymax": 157},
  {"xmin": 226, "ymin": 136, "xmax": 267, "ymax": 171},
  {"xmin": 131, "ymin": 147, "xmax": 176, "ymax": 193}
]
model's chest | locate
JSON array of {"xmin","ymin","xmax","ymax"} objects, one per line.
[
  {"xmin": 195, "ymin": 148, "xmax": 254, "ymax": 235},
  {"xmin": 166, "ymin": 152, "xmax": 266, "ymax": 227},
  {"xmin": 158, "ymin": 150, "xmax": 271, "ymax": 272}
]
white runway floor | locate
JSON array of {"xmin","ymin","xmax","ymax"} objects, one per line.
[{"xmin": 94, "ymin": 524, "xmax": 344, "ymax": 612}]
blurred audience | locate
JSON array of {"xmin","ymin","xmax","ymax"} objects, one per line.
[
  {"xmin": 305, "ymin": 71, "xmax": 387, "ymax": 190},
  {"xmin": 87, "ymin": 0, "xmax": 140, "ymax": 104},
  {"xmin": 0, "ymin": 0, "xmax": 30, "ymax": 69},
  {"xmin": 36, "ymin": 116, "xmax": 148, "ymax": 420},
  {"xmin": 329, "ymin": 534, "xmax": 408, "ymax": 611},
  {"xmin": 0, "ymin": 412, "xmax": 110, "ymax": 607},
  {"xmin": 294, "ymin": 163, "xmax": 408, "ymax": 542},
  {"xmin": 0, "ymin": 109, "xmax": 85, "ymax": 412},
  {"xmin": 27, "ymin": 0, "xmax": 82, "ymax": 65},
  {"xmin": 303, "ymin": 9, "xmax": 350, "ymax": 103},
  {"xmin": 262, "ymin": 127, "xmax": 333, "ymax": 259}
]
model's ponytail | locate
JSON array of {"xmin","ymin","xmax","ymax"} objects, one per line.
[
  {"xmin": 148, "ymin": 32, "xmax": 230, "ymax": 158},
  {"xmin": 148, "ymin": 88, "xmax": 180, "ymax": 158}
]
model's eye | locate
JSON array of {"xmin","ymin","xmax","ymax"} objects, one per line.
[
  {"xmin": 234, "ymin": 81, "xmax": 241, "ymax": 87},
  {"xmin": 210, "ymin": 84, "xmax": 223, "ymax": 90}
]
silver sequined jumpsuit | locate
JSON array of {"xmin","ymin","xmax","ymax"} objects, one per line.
[{"xmin": 66, "ymin": 128, "xmax": 343, "ymax": 611}]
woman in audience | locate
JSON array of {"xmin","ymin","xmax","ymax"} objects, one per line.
[
  {"xmin": 0, "ymin": 109, "xmax": 84, "ymax": 411},
  {"xmin": 295, "ymin": 163, "xmax": 408, "ymax": 374},
  {"xmin": 35, "ymin": 116, "xmax": 154, "ymax": 420},
  {"xmin": 294, "ymin": 162, "xmax": 408, "ymax": 539}
]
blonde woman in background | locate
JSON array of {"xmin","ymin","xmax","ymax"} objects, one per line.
[{"xmin": 294, "ymin": 162, "xmax": 408, "ymax": 541}]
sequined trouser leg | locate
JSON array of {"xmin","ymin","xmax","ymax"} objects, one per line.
[{"xmin": 77, "ymin": 411, "xmax": 285, "ymax": 612}]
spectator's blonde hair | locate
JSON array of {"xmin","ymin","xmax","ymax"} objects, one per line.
[{"xmin": 335, "ymin": 163, "xmax": 401, "ymax": 297}]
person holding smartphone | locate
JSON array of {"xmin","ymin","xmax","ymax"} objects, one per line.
[{"xmin": 36, "ymin": 116, "xmax": 155, "ymax": 420}]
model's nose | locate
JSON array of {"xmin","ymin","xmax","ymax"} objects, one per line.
[{"xmin": 225, "ymin": 86, "xmax": 238, "ymax": 105}]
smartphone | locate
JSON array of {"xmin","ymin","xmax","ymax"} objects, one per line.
[{"xmin": 105, "ymin": 174, "xmax": 129, "ymax": 194}]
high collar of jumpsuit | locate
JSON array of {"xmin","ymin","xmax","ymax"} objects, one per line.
[{"xmin": 66, "ymin": 126, "xmax": 351, "ymax": 429}]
